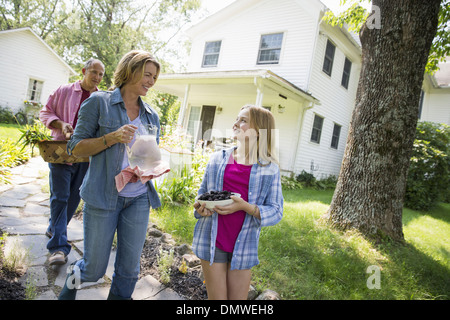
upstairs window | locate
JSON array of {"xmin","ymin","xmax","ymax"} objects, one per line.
[
  {"xmin": 310, "ymin": 114, "xmax": 324, "ymax": 144},
  {"xmin": 322, "ymin": 40, "xmax": 336, "ymax": 76},
  {"xmin": 27, "ymin": 78, "xmax": 44, "ymax": 102},
  {"xmin": 202, "ymin": 41, "xmax": 222, "ymax": 67},
  {"xmin": 257, "ymin": 33, "xmax": 283, "ymax": 64},
  {"xmin": 331, "ymin": 123, "xmax": 342, "ymax": 149},
  {"xmin": 341, "ymin": 57, "xmax": 352, "ymax": 89}
]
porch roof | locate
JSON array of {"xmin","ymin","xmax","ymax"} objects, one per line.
[{"xmin": 154, "ymin": 69, "xmax": 320, "ymax": 104}]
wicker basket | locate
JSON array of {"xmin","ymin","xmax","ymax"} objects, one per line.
[{"xmin": 37, "ymin": 140, "xmax": 89, "ymax": 164}]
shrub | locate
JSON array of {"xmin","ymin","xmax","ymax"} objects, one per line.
[
  {"xmin": 0, "ymin": 138, "xmax": 31, "ymax": 184},
  {"xmin": 295, "ymin": 170, "xmax": 337, "ymax": 190},
  {"xmin": 155, "ymin": 140, "xmax": 212, "ymax": 205},
  {"xmin": 0, "ymin": 106, "xmax": 16, "ymax": 124},
  {"xmin": 404, "ymin": 121, "xmax": 449, "ymax": 210},
  {"xmin": 296, "ymin": 170, "xmax": 316, "ymax": 187}
]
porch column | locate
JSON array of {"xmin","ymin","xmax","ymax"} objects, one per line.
[
  {"xmin": 254, "ymin": 77, "xmax": 264, "ymax": 108},
  {"xmin": 177, "ymin": 84, "xmax": 191, "ymax": 127}
]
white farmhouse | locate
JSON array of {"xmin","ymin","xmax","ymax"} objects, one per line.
[
  {"xmin": 154, "ymin": 0, "xmax": 449, "ymax": 178},
  {"xmin": 0, "ymin": 27, "xmax": 76, "ymax": 115}
]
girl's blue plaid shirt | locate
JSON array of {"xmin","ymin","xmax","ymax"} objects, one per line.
[{"xmin": 192, "ymin": 147, "xmax": 283, "ymax": 270}]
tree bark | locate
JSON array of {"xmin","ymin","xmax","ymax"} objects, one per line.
[{"xmin": 325, "ymin": 0, "xmax": 441, "ymax": 241}]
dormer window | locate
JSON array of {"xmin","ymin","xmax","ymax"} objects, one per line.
[
  {"xmin": 257, "ymin": 33, "xmax": 283, "ymax": 64},
  {"xmin": 202, "ymin": 41, "xmax": 222, "ymax": 67}
]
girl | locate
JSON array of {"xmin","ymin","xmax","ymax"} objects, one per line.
[
  {"xmin": 62, "ymin": 50, "xmax": 161, "ymax": 300},
  {"xmin": 193, "ymin": 104, "xmax": 283, "ymax": 300}
]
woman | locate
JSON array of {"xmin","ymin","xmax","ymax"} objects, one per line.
[
  {"xmin": 193, "ymin": 104, "xmax": 283, "ymax": 300},
  {"xmin": 61, "ymin": 50, "xmax": 161, "ymax": 300}
]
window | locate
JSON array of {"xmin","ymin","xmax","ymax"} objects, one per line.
[
  {"xmin": 310, "ymin": 114, "xmax": 324, "ymax": 144},
  {"xmin": 322, "ymin": 40, "xmax": 336, "ymax": 76},
  {"xmin": 257, "ymin": 33, "xmax": 283, "ymax": 64},
  {"xmin": 27, "ymin": 78, "xmax": 44, "ymax": 102},
  {"xmin": 187, "ymin": 106, "xmax": 201, "ymax": 141},
  {"xmin": 331, "ymin": 123, "xmax": 342, "ymax": 149},
  {"xmin": 341, "ymin": 58, "xmax": 352, "ymax": 89},
  {"xmin": 202, "ymin": 41, "xmax": 222, "ymax": 67}
]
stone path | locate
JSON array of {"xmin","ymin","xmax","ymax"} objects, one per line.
[{"xmin": 0, "ymin": 156, "xmax": 183, "ymax": 300}]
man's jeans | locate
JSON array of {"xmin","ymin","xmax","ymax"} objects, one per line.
[
  {"xmin": 74, "ymin": 193, "xmax": 150, "ymax": 299},
  {"xmin": 47, "ymin": 162, "xmax": 89, "ymax": 255}
]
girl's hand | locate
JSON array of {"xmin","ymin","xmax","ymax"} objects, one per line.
[
  {"xmin": 194, "ymin": 201, "xmax": 214, "ymax": 217},
  {"xmin": 214, "ymin": 196, "xmax": 246, "ymax": 215}
]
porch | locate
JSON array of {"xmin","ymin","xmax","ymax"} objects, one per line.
[{"xmin": 154, "ymin": 69, "xmax": 320, "ymax": 174}]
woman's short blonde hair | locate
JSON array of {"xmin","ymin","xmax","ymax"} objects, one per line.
[{"xmin": 112, "ymin": 50, "xmax": 160, "ymax": 89}]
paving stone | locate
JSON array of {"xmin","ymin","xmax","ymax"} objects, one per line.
[
  {"xmin": 0, "ymin": 183, "xmax": 13, "ymax": 193},
  {"xmin": 67, "ymin": 218, "xmax": 83, "ymax": 242},
  {"xmin": 5, "ymin": 234, "xmax": 49, "ymax": 266},
  {"xmin": 26, "ymin": 193, "xmax": 49, "ymax": 203},
  {"xmin": 1, "ymin": 190, "xmax": 29, "ymax": 200},
  {"xmin": 9, "ymin": 176, "xmax": 36, "ymax": 185},
  {"xmin": 23, "ymin": 203, "xmax": 50, "ymax": 216},
  {"xmin": 132, "ymin": 275, "xmax": 166, "ymax": 300},
  {"xmin": 0, "ymin": 206, "xmax": 21, "ymax": 218},
  {"xmin": 76, "ymin": 286, "xmax": 110, "ymax": 300},
  {"xmin": 35, "ymin": 290, "xmax": 57, "ymax": 300},
  {"xmin": 0, "ymin": 197, "xmax": 26, "ymax": 207},
  {"xmin": 0, "ymin": 215, "xmax": 48, "ymax": 235},
  {"xmin": 20, "ymin": 266, "xmax": 48, "ymax": 287},
  {"xmin": 11, "ymin": 183, "xmax": 42, "ymax": 195}
]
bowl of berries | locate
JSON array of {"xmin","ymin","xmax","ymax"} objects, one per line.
[{"xmin": 196, "ymin": 190, "xmax": 240, "ymax": 209}]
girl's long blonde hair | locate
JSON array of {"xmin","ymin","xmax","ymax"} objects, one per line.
[
  {"xmin": 112, "ymin": 50, "xmax": 160, "ymax": 89},
  {"xmin": 241, "ymin": 104, "xmax": 279, "ymax": 166}
]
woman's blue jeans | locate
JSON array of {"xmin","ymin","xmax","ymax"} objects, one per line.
[
  {"xmin": 47, "ymin": 162, "xmax": 89, "ymax": 255},
  {"xmin": 74, "ymin": 193, "xmax": 150, "ymax": 299}
]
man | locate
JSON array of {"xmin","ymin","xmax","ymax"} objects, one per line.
[{"xmin": 40, "ymin": 58, "xmax": 105, "ymax": 266}]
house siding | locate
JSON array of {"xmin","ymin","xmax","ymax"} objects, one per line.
[
  {"xmin": 0, "ymin": 29, "xmax": 72, "ymax": 113},
  {"xmin": 187, "ymin": 0, "xmax": 320, "ymax": 91},
  {"xmin": 294, "ymin": 24, "xmax": 361, "ymax": 178},
  {"xmin": 421, "ymin": 89, "xmax": 450, "ymax": 125}
]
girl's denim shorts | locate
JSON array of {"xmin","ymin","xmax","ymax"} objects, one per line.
[{"xmin": 214, "ymin": 247, "xmax": 233, "ymax": 263}]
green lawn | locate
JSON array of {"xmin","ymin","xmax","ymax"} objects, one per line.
[
  {"xmin": 151, "ymin": 188, "xmax": 450, "ymax": 300},
  {"xmin": 0, "ymin": 123, "xmax": 23, "ymax": 141}
]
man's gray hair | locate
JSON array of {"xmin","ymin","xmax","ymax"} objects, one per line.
[{"xmin": 84, "ymin": 58, "xmax": 105, "ymax": 70}]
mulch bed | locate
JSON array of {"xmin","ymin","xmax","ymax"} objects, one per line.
[{"xmin": 139, "ymin": 235, "xmax": 207, "ymax": 300}]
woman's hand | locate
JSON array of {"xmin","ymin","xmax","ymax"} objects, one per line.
[
  {"xmin": 111, "ymin": 124, "xmax": 137, "ymax": 144},
  {"xmin": 194, "ymin": 202, "xmax": 214, "ymax": 217}
]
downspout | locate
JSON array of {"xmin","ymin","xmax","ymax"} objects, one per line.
[{"xmin": 290, "ymin": 101, "xmax": 315, "ymax": 174}]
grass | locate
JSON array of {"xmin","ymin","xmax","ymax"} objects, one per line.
[
  {"xmin": 0, "ymin": 123, "xmax": 23, "ymax": 141},
  {"xmin": 151, "ymin": 188, "xmax": 450, "ymax": 300}
]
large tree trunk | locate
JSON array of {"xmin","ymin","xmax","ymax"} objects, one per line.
[{"xmin": 325, "ymin": 0, "xmax": 441, "ymax": 241}]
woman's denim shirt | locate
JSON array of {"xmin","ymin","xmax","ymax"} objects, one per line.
[{"xmin": 67, "ymin": 88, "xmax": 162, "ymax": 211}]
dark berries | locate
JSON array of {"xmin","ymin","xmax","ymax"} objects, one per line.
[{"xmin": 198, "ymin": 190, "xmax": 232, "ymax": 201}]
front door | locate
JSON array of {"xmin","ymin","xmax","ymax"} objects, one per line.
[{"xmin": 198, "ymin": 105, "xmax": 216, "ymax": 142}]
